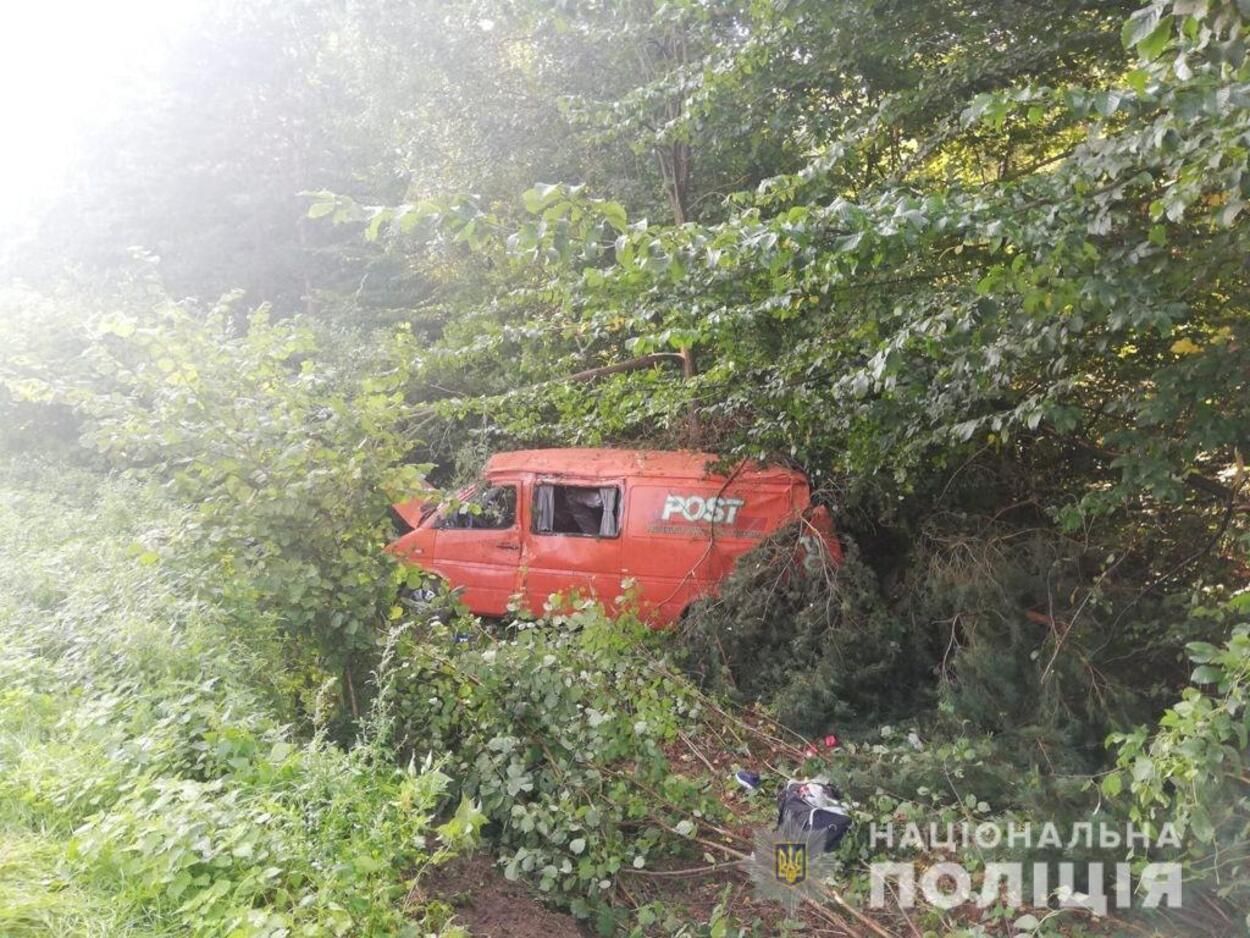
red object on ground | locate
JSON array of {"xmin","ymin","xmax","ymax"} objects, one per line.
[{"xmin": 385, "ymin": 448, "xmax": 842, "ymax": 626}]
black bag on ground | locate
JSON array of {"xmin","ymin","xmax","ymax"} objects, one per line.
[{"xmin": 775, "ymin": 779, "xmax": 852, "ymax": 853}]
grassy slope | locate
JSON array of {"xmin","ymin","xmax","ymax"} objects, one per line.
[
  {"xmin": 0, "ymin": 467, "xmax": 184, "ymax": 935},
  {"xmin": 0, "ymin": 463, "xmax": 474, "ymax": 937}
]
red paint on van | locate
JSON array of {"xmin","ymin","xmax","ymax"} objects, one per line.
[{"xmin": 385, "ymin": 448, "xmax": 840, "ymax": 625}]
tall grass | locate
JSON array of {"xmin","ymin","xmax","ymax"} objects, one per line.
[{"xmin": 0, "ymin": 460, "xmax": 475, "ymax": 937}]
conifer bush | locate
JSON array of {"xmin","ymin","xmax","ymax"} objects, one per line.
[{"xmin": 676, "ymin": 527, "xmax": 934, "ymax": 735}]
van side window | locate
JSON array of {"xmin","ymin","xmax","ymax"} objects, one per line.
[
  {"xmin": 436, "ymin": 485, "xmax": 516, "ymax": 530},
  {"xmin": 533, "ymin": 484, "xmax": 620, "ymax": 537}
]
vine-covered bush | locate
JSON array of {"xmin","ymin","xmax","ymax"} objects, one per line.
[
  {"xmin": 1107, "ymin": 603, "xmax": 1250, "ymax": 919},
  {"xmin": 389, "ymin": 600, "xmax": 728, "ymax": 934},
  {"xmin": 0, "ymin": 284, "xmax": 429, "ymax": 717}
]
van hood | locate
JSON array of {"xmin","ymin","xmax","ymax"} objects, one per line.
[{"xmin": 391, "ymin": 494, "xmax": 437, "ymax": 530}]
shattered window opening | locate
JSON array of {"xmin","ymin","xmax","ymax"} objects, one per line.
[
  {"xmin": 436, "ymin": 485, "xmax": 517, "ymax": 530},
  {"xmin": 533, "ymin": 484, "xmax": 620, "ymax": 538}
]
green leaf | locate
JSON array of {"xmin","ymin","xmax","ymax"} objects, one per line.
[
  {"xmin": 1190, "ymin": 664, "xmax": 1222, "ymax": 685},
  {"xmin": 1218, "ymin": 199, "xmax": 1244, "ymax": 228},
  {"xmin": 1101, "ymin": 772, "xmax": 1123, "ymax": 798},
  {"xmin": 1186, "ymin": 641, "xmax": 1221, "ymax": 663},
  {"xmin": 1189, "ymin": 803, "xmax": 1215, "ymax": 843},
  {"xmin": 1093, "ymin": 90, "xmax": 1122, "ymax": 117},
  {"xmin": 436, "ymin": 796, "xmax": 487, "ymax": 844},
  {"xmin": 1013, "ymin": 913, "xmax": 1040, "ymax": 932},
  {"xmin": 364, "ymin": 210, "xmax": 388, "ymax": 242},
  {"xmin": 1122, "ymin": 6, "xmax": 1161, "ymax": 49},
  {"xmin": 522, "ymin": 183, "xmax": 562, "ymax": 214},
  {"xmin": 833, "ymin": 232, "xmax": 863, "ymax": 252},
  {"xmin": 1139, "ymin": 18, "xmax": 1174, "ymax": 62},
  {"xmin": 599, "ymin": 201, "xmax": 627, "ymax": 233}
]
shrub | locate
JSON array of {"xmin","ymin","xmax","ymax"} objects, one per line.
[
  {"xmin": 0, "ymin": 463, "xmax": 478, "ymax": 937},
  {"xmin": 1107, "ymin": 605, "xmax": 1250, "ymax": 922},
  {"xmin": 676, "ymin": 527, "xmax": 932, "ymax": 735},
  {"xmin": 389, "ymin": 599, "xmax": 728, "ymax": 934},
  {"xmin": 1, "ymin": 285, "xmax": 431, "ymax": 721}
]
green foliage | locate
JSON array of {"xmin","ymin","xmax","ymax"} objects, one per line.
[
  {"xmin": 677, "ymin": 528, "xmax": 929, "ymax": 735},
  {"xmin": 901, "ymin": 516, "xmax": 1169, "ymax": 764},
  {"xmin": 4, "ymin": 0, "xmax": 1250, "ymax": 931},
  {"xmin": 0, "ymin": 465, "xmax": 477, "ymax": 937},
  {"xmin": 1108, "ymin": 601, "xmax": 1250, "ymax": 911},
  {"xmin": 389, "ymin": 601, "xmax": 726, "ymax": 932},
  {"xmin": 676, "ymin": 508, "xmax": 1172, "ymax": 768},
  {"xmin": 1, "ymin": 285, "xmax": 427, "ymax": 697},
  {"xmin": 625, "ymin": 885, "xmax": 763, "ymax": 938},
  {"xmin": 318, "ymin": 0, "xmax": 1250, "ymax": 546}
]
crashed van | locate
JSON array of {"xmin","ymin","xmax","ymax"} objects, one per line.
[{"xmin": 385, "ymin": 448, "xmax": 839, "ymax": 626}]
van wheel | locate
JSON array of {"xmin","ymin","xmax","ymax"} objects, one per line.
[
  {"xmin": 398, "ymin": 578, "xmax": 440, "ymax": 604},
  {"xmin": 399, "ymin": 578, "xmax": 456, "ymax": 623}
]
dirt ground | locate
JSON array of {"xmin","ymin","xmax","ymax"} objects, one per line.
[{"xmin": 418, "ymin": 853, "xmax": 589, "ymax": 938}]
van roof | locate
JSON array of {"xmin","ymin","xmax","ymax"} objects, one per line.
[{"xmin": 484, "ymin": 448, "xmax": 806, "ymax": 486}]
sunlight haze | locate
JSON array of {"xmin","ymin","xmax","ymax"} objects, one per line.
[{"xmin": 0, "ymin": 0, "xmax": 193, "ymax": 227}]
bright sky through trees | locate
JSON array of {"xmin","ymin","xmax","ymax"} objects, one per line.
[{"xmin": 0, "ymin": 0, "xmax": 194, "ymax": 227}]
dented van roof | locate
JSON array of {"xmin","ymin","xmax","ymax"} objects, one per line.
[{"xmin": 484, "ymin": 448, "xmax": 805, "ymax": 485}]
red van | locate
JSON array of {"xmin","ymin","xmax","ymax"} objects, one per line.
[{"xmin": 385, "ymin": 448, "xmax": 839, "ymax": 626}]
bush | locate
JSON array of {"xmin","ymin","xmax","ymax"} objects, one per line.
[
  {"xmin": 676, "ymin": 527, "xmax": 932, "ymax": 735},
  {"xmin": 389, "ymin": 599, "xmax": 728, "ymax": 934},
  {"xmin": 1, "ymin": 285, "xmax": 430, "ymax": 714},
  {"xmin": 0, "ymin": 463, "xmax": 478, "ymax": 937},
  {"xmin": 1107, "ymin": 605, "xmax": 1250, "ymax": 924}
]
